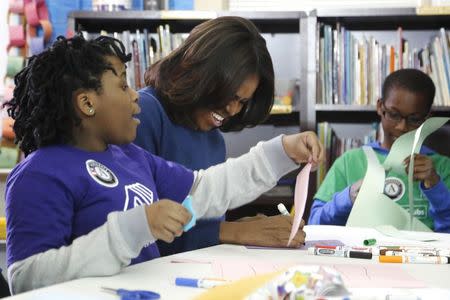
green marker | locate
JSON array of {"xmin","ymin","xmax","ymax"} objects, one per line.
[{"xmin": 363, "ymin": 238, "xmax": 376, "ymax": 246}]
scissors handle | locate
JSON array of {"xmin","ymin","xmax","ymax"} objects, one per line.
[{"xmin": 101, "ymin": 287, "xmax": 160, "ymax": 300}]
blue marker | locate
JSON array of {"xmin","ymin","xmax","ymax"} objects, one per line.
[
  {"xmin": 175, "ymin": 277, "xmax": 229, "ymax": 289},
  {"xmin": 182, "ymin": 195, "xmax": 196, "ymax": 231}
]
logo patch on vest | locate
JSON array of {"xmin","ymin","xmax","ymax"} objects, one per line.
[
  {"xmin": 384, "ymin": 177, "xmax": 405, "ymax": 202},
  {"xmin": 86, "ymin": 159, "xmax": 118, "ymax": 188},
  {"xmin": 123, "ymin": 183, "xmax": 154, "ymax": 211}
]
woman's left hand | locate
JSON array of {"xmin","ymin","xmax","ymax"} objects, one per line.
[{"xmin": 219, "ymin": 215, "xmax": 306, "ymax": 248}]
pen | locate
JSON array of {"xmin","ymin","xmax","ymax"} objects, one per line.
[
  {"xmin": 379, "ymin": 255, "xmax": 450, "ymax": 264},
  {"xmin": 383, "ymin": 249, "xmax": 450, "ymax": 257},
  {"xmin": 308, "ymin": 247, "xmax": 372, "ymax": 259},
  {"xmin": 175, "ymin": 277, "xmax": 229, "ymax": 288},
  {"xmin": 379, "ymin": 247, "xmax": 450, "ymax": 255},
  {"xmin": 277, "ymin": 203, "xmax": 289, "ymax": 216}
]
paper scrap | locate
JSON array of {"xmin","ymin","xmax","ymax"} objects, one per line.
[
  {"xmin": 288, "ymin": 162, "xmax": 312, "ymax": 246},
  {"xmin": 376, "ymin": 225, "xmax": 438, "ymax": 242}
]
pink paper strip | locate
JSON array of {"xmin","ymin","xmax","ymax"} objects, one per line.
[{"xmin": 287, "ymin": 162, "xmax": 312, "ymax": 246}]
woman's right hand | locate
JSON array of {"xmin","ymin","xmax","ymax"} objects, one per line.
[
  {"xmin": 282, "ymin": 131, "xmax": 325, "ymax": 167},
  {"xmin": 145, "ymin": 199, "xmax": 192, "ymax": 243}
]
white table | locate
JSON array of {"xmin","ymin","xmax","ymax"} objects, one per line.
[{"xmin": 6, "ymin": 225, "xmax": 450, "ymax": 299}]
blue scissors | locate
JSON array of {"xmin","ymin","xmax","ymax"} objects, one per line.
[{"xmin": 101, "ymin": 287, "xmax": 160, "ymax": 300}]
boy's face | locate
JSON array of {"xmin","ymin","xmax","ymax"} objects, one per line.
[
  {"xmin": 376, "ymin": 87, "xmax": 430, "ymax": 149},
  {"xmin": 90, "ymin": 56, "xmax": 140, "ymax": 146}
]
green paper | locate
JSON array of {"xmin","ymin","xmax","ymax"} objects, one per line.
[
  {"xmin": 347, "ymin": 117, "xmax": 449, "ymax": 234},
  {"xmin": 346, "ymin": 146, "xmax": 431, "ymax": 233},
  {"xmin": 383, "ymin": 117, "xmax": 449, "ymax": 175}
]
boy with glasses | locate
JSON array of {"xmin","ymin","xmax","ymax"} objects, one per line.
[{"xmin": 308, "ymin": 69, "xmax": 450, "ymax": 232}]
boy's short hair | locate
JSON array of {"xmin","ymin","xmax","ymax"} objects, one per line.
[
  {"xmin": 4, "ymin": 34, "xmax": 131, "ymax": 155},
  {"xmin": 381, "ymin": 68, "xmax": 435, "ymax": 112}
]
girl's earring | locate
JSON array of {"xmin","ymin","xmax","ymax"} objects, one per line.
[{"xmin": 88, "ymin": 108, "xmax": 95, "ymax": 115}]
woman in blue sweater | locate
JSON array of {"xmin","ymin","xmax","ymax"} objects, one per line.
[{"xmin": 135, "ymin": 16, "xmax": 301, "ymax": 254}]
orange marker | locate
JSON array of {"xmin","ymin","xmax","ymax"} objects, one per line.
[{"xmin": 379, "ymin": 255, "xmax": 449, "ymax": 264}]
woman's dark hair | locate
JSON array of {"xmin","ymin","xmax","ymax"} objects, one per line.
[
  {"xmin": 145, "ymin": 16, "xmax": 274, "ymax": 131},
  {"xmin": 4, "ymin": 34, "xmax": 131, "ymax": 155},
  {"xmin": 381, "ymin": 68, "xmax": 435, "ymax": 112}
]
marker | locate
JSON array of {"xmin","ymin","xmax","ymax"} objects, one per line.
[
  {"xmin": 308, "ymin": 247, "xmax": 372, "ymax": 259},
  {"xmin": 175, "ymin": 277, "xmax": 229, "ymax": 289},
  {"xmin": 379, "ymin": 255, "xmax": 450, "ymax": 264},
  {"xmin": 383, "ymin": 249, "xmax": 450, "ymax": 257},
  {"xmin": 314, "ymin": 245, "xmax": 374, "ymax": 253},
  {"xmin": 277, "ymin": 203, "xmax": 289, "ymax": 216},
  {"xmin": 379, "ymin": 247, "xmax": 450, "ymax": 255}
]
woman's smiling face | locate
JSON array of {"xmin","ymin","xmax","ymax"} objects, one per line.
[{"xmin": 192, "ymin": 74, "xmax": 260, "ymax": 131}]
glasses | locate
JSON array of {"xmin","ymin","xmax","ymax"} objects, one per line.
[{"xmin": 381, "ymin": 104, "xmax": 426, "ymax": 127}]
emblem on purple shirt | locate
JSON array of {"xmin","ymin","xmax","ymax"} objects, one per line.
[{"xmin": 85, "ymin": 159, "xmax": 119, "ymax": 187}]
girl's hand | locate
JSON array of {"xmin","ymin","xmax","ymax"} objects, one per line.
[
  {"xmin": 145, "ymin": 199, "xmax": 192, "ymax": 243},
  {"xmin": 282, "ymin": 131, "xmax": 325, "ymax": 167},
  {"xmin": 404, "ymin": 154, "xmax": 440, "ymax": 189}
]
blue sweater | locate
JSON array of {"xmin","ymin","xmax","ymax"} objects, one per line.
[{"xmin": 135, "ymin": 87, "xmax": 226, "ymax": 255}]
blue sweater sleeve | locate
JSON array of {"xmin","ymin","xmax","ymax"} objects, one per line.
[
  {"xmin": 308, "ymin": 186, "xmax": 354, "ymax": 225},
  {"xmin": 421, "ymin": 180, "xmax": 450, "ymax": 233}
]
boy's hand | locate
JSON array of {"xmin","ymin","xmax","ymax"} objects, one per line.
[
  {"xmin": 404, "ymin": 154, "xmax": 440, "ymax": 189},
  {"xmin": 282, "ymin": 132, "xmax": 325, "ymax": 167},
  {"xmin": 219, "ymin": 215, "xmax": 306, "ymax": 248},
  {"xmin": 350, "ymin": 179, "xmax": 363, "ymax": 204},
  {"xmin": 145, "ymin": 199, "xmax": 192, "ymax": 243}
]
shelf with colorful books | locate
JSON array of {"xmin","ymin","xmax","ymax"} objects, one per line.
[{"xmin": 299, "ymin": 7, "xmax": 450, "ymax": 132}]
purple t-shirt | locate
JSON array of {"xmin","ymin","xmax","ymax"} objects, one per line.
[{"xmin": 5, "ymin": 143, "xmax": 194, "ymax": 266}]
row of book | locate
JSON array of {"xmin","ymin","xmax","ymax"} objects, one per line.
[
  {"xmin": 82, "ymin": 25, "xmax": 188, "ymax": 90},
  {"xmin": 316, "ymin": 122, "xmax": 379, "ymax": 187},
  {"xmin": 316, "ymin": 24, "xmax": 450, "ymax": 107}
]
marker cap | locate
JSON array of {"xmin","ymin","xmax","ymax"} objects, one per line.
[
  {"xmin": 175, "ymin": 277, "xmax": 198, "ymax": 287},
  {"xmin": 363, "ymin": 238, "xmax": 376, "ymax": 246},
  {"xmin": 379, "ymin": 256, "xmax": 402, "ymax": 263},
  {"xmin": 349, "ymin": 251, "xmax": 372, "ymax": 259}
]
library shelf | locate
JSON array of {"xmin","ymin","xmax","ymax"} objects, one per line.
[
  {"xmin": 68, "ymin": 10, "xmax": 304, "ymax": 33},
  {"xmin": 300, "ymin": 7, "xmax": 450, "ymax": 131}
]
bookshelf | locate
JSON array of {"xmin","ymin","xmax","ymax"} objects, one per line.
[
  {"xmin": 69, "ymin": 10, "xmax": 306, "ymax": 219},
  {"xmin": 299, "ymin": 7, "xmax": 450, "ymax": 131}
]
